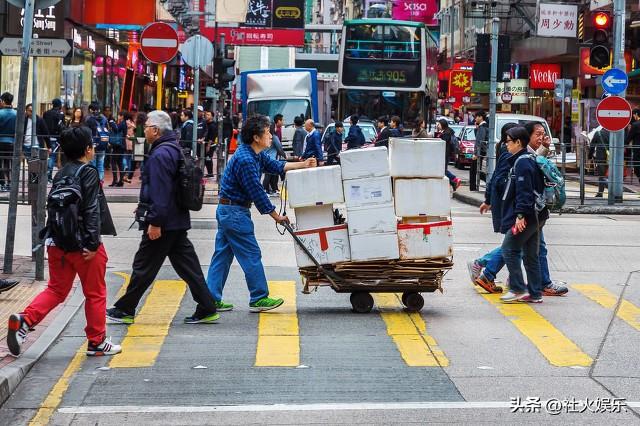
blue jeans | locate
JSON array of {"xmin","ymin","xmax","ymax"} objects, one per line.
[
  {"xmin": 90, "ymin": 151, "xmax": 106, "ymax": 181},
  {"xmin": 501, "ymin": 220, "xmax": 545, "ymax": 299},
  {"xmin": 478, "ymin": 246, "xmax": 504, "ymax": 282},
  {"xmin": 539, "ymin": 230, "xmax": 551, "ymax": 286},
  {"xmin": 206, "ymin": 204, "xmax": 269, "ymax": 303}
]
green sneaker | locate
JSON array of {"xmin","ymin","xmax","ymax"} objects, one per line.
[
  {"xmin": 249, "ymin": 297, "xmax": 284, "ymax": 313},
  {"xmin": 184, "ymin": 312, "xmax": 220, "ymax": 324},
  {"xmin": 215, "ymin": 300, "xmax": 234, "ymax": 312}
]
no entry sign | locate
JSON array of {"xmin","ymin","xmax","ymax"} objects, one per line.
[
  {"xmin": 596, "ymin": 96, "xmax": 632, "ymax": 132},
  {"xmin": 140, "ymin": 22, "xmax": 179, "ymax": 64}
]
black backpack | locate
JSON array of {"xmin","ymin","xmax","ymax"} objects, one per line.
[
  {"xmin": 158, "ymin": 142, "xmax": 205, "ymax": 211},
  {"xmin": 44, "ymin": 164, "xmax": 90, "ymax": 252}
]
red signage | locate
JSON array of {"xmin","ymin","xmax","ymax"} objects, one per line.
[
  {"xmin": 201, "ymin": 27, "xmax": 304, "ymax": 47},
  {"xmin": 140, "ymin": 23, "xmax": 179, "ymax": 64},
  {"xmin": 529, "ymin": 63, "xmax": 561, "ymax": 89},
  {"xmin": 448, "ymin": 70, "xmax": 471, "ymax": 97},
  {"xmin": 391, "ymin": 0, "xmax": 438, "ymax": 26},
  {"xmin": 596, "ymin": 96, "xmax": 632, "ymax": 132},
  {"xmin": 81, "ymin": 0, "xmax": 155, "ymax": 26}
]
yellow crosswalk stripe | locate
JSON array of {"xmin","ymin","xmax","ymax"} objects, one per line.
[
  {"xmin": 479, "ymin": 291, "xmax": 592, "ymax": 367},
  {"xmin": 255, "ymin": 281, "xmax": 299, "ymax": 367},
  {"xmin": 109, "ymin": 280, "xmax": 186, "ymax": 368},
  {"xmin": 573, "ymin": 284, "xmax": 640, "ymax": 332},
  {"xmin": 375, "ymin": 293, "xmax": 449, "ymax": 367}
]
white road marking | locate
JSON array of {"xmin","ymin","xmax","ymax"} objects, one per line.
[
  {"xmin": 141, "ymin": 38, "xmax": 178, "ymax": 48},
  {"xmin": 58, "ymin": 401, "xmax": 640, "ymax": 414},
  {"xmin": 597, "ymin": 110, "xmax": 631, "ymax": 118}
]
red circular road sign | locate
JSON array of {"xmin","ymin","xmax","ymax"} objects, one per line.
[
  {"xmin": 501, "ymin": 92, "xmax": 513, "ymax": 103},
  {"xmin": 140, "ymin": 22, "xmax": 179, "ymax": 64},
  {"xmin": 596, "ymin": 96, "xmax": 632, "ymax": 132}
]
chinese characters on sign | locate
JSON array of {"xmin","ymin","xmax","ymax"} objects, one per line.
[
  {"xmin": 495, "ymin": 79, "xmax": 529, "ymax": 104},
  {"xmin": 7, "ymin": 4, "xmax": 64, "ymax": 38},
  {"xmin": 244, "ymin": 0, "xmax": 272, "ymax": 27},
  {"xmin": 211, "ymin": 27, "xmax": 304, "ymax": 47},
  {"xmin": 537, "ymin": 3, "xmax": 577, "ymax": 38}
]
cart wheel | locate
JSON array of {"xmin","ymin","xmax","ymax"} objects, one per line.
[
  {"xmin": 404, "ymin": 292, "xmax": 424, "ymax": 312},
  {"xmin": 350, "ymin": 292, "xmax": 374, "ymax": 313},
  {"xmin": 401, "ymin": 292, "xmax": 410, "ymax": 306}
]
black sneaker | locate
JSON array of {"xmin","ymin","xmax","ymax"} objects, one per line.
[
  {"xmin": 106, "ymin": 307, "xmax": 135, "ymax": 324},
  {"xmin": 7, "ymin": 314, "xmax": 30, "ymax": 356},
  {"xmin": 184, "ymin": 312, "xmax": 220, "ymax": 324},
  {"xmin": 0, "ymin": 279, "xmax": 19, "ymax": 293}
]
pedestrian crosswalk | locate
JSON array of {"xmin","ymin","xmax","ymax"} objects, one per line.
[{"xmin": 105, "ymin": 274, "xmax": 639, "ymax": 370}]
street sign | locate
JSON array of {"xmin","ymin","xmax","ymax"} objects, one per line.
[
  {"xmin": 596, "ymin": 95, "xmax": 632, "ymax": 132},
  {"xmin": 180, "ymin": 35, "xmax": 214, "ymax": 71},
  {"xmin": 501, "ymin": 92, "xmax": 513, "ymax": 104},
  {"xmin": 554, "ymin": 78, "xmax": 573, "ymax": 102},
  {"xmin": 462, "ymin": 95, "xmax": 471, "ymax": 104},
  {"xmin": 140, "ymin": 22, "xmax": 179, "ymax": 64},
  {"xmin": 0, "ymin": 37, "xmax": 70, "ymax": 57},
  {"xmin": 601, "ymin": 68, "xmax": 628, "ymax": 95},
  {"xmin": 7, "ymin": 0, "xmax": 60, "ymax": 8}
]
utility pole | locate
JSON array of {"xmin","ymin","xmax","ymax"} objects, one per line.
[
  {"xmin": 192, "ymin": 35, "xmax": 200, "ymax": 157},
  {"xmin": 486, "ymin": 16, "xmax": 499, "ymax": 184},
  {"xmin": 4, "ymin": 0, "xmax": 35, "ymax": 274},
  {"xmin": 217, "ymin": 34, "xmax": 226, "ymax": 178},
  {"xmin": 608, "ymin": 0, "xmax": 625, "ymax": 205}
]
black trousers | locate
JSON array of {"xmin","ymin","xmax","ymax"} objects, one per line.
[
  {"xmin": 110, "ymin": 145, "xmax": 125, "ymax": 183},
  {"xmin": 326, "ymin": 154, "xmax": 340, "ymax": 165},
  {"xmin": 262, "ymin": 173, "xmax": 279, "ymax": 193},
  {"xmin": 114, "ymin": 230, "xmax": 217, "ymax": 316},
  {"xmin": 469, "ymin": 157, "xmax": 479, "ymax": 191}
]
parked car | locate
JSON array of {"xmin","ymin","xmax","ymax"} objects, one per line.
[
  {"xmin": 321, "ymin": 120, "xmax": 379, "ymax": 151},
  {"xmin": 455, "ymin": 126, "xmax": 476, "ymax": 169}
]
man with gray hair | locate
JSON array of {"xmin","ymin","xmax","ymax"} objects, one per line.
[{"xmin": 107, "ymin": 110, "xmax": 219, "ymax": 325}]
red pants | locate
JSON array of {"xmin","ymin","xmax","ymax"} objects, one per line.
[{"xmin": 22, "ymin": 245, "xmax": 108, "ymax": 345}]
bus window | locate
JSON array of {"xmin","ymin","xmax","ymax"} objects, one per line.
[{"xmin": 345, "ymin": 25, "xmax": 384, "ymax": 59}]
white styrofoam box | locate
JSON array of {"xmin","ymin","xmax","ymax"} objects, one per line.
[
  {"xmin": 349, "ymin": 232, "xmax": 400, "ymax": 262},
  {"xmin": 346, "ymin": 203, "xmax": 397, "ymax": 236},
  {"xmin": 389, "ymin": 138, "xmax": 445, "ymax": 178},
  {"xmin": 343, "ymin": 176, "xmax": 393, "ymax": 208},
  {"xmin": 293, "ymin": 224, "xmax": 351, "ymax": 267},
  {"xmin": 397, "ymin": 220, "xmax": 453, "ymax": 260},
  {"xmin": 287, "ymin": 165, "xmax": 344, "ymax": 208},
  {"xmin": 295, "ymin": 205, "xmax": 335, "ymax": 230},
  {"xmin": 340, "ymin": 146, "xmax": 389, "ymax": 180},
  {"xmin": 394, "ymin": 177, "xmax": 451, "ymax": 217}
]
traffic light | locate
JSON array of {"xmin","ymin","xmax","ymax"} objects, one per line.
[
  {"xmin": 589, "ymin": 11, "xmax": 611, "ymax": 68},
  {"xmin": 213, "ymin": 54, "xmax": 235, "ymax": 91},
  {"xmin": 497, "ymin": 35, "xmax": 511, "ymax": 82}
]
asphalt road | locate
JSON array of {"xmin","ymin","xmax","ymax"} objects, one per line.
[{"xmin": 1, "ymin": 200, "xmax": 640, "ymax": 425}]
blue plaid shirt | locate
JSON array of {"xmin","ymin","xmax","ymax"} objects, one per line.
[{"xmin": 219, "ymin": 143, "xmax": 286, "ymax": 214}]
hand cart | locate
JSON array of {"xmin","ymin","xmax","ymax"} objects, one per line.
[{"xmin": 283, "ymin": 222, "xmax": 453, "ymax": 313}]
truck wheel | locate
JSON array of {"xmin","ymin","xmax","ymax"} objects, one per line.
[
  {"xmin": 350, "ymin": 292, "xmax": 374, "ymax": 313},
  {"xmin": 404, "ymin": 292, "xmax": 424, "ymax": 312}
]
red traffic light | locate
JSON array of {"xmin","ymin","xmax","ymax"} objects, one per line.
[{"xmin": 593, "ymin": 12, "xmax": 611, "ymax": 29}]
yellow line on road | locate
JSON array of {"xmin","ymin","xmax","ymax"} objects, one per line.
[
  {"xmin": 109, "ymin": 280, "xmax": 186, "ymax": 368},
  {"xmin": 573, "ymin": 284, "xmax": 640, "ymax": 332},
  {"xmin": 29, "ymin": 272, "xmax": 131, "ymax": 426},
  {"xmin": 374, "ymin": 293, "xmax": 449, "ymax": 367},
  {"xmin": 480, "ymin": 291, "xmax": 592, "ymax": 367},
  {"xmin": 255, "ymin": 281, "xmax": 299, "ymax": 367}
]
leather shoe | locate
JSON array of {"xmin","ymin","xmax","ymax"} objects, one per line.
[{"xmin": 0, "ymin": 279, "xmax": 19, "ymax": 294}]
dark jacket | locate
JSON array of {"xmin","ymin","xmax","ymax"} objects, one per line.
[
  {"xmin": 375, "ymin": 126, "xmax": 392, "ymax": 148},
  {"xmin": 140, "ymin": 132, "xmax": 191, "ymax": 231},
  {"xmin": 475, "ymin": 121, "xmax": 489, "ymax": 156},
  {"xmin": 180, "ymin": 120, "xmax": 194, "ymax": 148},
  {"xmin": 23, "ymin": 114, "xmax": 50, "ymax": 149},
  {"xmin": 439, "ymin": 128, "xmax": 456, "ymax": 166},
  {"xmin": 484, "ymin": 151, "xmax": 512, "ymax": 233},
  {"xmin": 205, "ymin": 121, "xmax": 217, "ymax": 144},
  {"xmin": 292, "ymin": 126, "xmax": 306, "ymax": 157},
  {"xmin": 500, "ymin": 149, "xmax": 548, "ymax": 234},
  {"xmin": 302, "ymin": 130, "xmax": 323, "ymax": 160},
  {"xmin": 345, "ymin": 124, "xmax": 366, "ymax": 149},
  {"xmin": 52, "ymin": 162, "xmax": 116, "ymax": 251},
  {"xmin": 43, "ymin": 107, "xmax": 64, "ymax": 146},
  {"xmin": 326, "ymin": 131, "xmax": 343, "ymax": 157},
  {"xmin": 84, "ymin": 114, "xmax": 109, "ymax": 152},
  {"xmin": 0, "ymin": 107, "xmax": 16, "ymax": 144},
  {"xmin": 590, "ymin": 128, "xmax": 610, "ymax": 166},
  {"xmin": 625, "ymin": 119, "xmax": 640, "ymax": 147}
]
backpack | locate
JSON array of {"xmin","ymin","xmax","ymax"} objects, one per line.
[
  {"xmin": 108, "ymin": 120, "xmax": 124, "ymax": 148},
  {"xmin": 44, "ymin": 164, "xmax": 90, "ymax": 252},
  {"xmin": 505, "ymin": 154, "xmax": 566, "ymax": 213},
  {"xmin": 158, "ymin": 142, "xmax": 205, "ymax": 211}
]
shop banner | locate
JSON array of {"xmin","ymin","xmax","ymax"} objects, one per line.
[
  {"xmin": 203, "ymin": 27, "xmax": 304, "ymax": 47},
  {"xmin": 495, "ymin": 79, "xmax": 529, "ymax": 104},
  {"xmin": 82, "ymin": 0, "xmax": 155, "ymax": 27},
  {"xmin": 391, "ymin": 0, "xmax": 438, "ymax": 26},
  {"xmin": 537, "ymin": 3, "xmax": 577, "ymax": 38},
  {"xmin": 530, "ymin": 63, "xmax": 561, "ymax": 89},
  {"xmin": 448, "ymin": 70, "xmax": 472, "ymax": 98},
  {"xmin": 7, "ymin": 3, "xmax": 64, "ymax": 38},
  {"xmin": 241, "ymin": 0, "xmax": 305, "ymax": 29},
  {"xmin": 243, "ymin": 0, "xmax": 273, "ymax": 27}
]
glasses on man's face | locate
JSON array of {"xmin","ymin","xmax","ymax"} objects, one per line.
[{"xmin": 144, "ymin": 125, "xmax": 157, "ymax": 130}]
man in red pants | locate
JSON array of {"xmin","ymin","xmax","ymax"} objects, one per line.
[{"xmin": 7, "ymin": 126, "xmax": 121, "ymax": 357}]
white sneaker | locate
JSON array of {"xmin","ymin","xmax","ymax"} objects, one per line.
[
  {"xmin": 500, "ymin": 291, "xmax": 529, "ymax": 303},
  {"xmin": 466, "ymin": 260, "xmax": 483, "ymax": 284},
  {"xmin": 7, "ymin": 314, "xmax": 30, "ymax": 357},
  {"xmin": 86, "ymin": 337, "xmax": 122, "ymax": 356}
]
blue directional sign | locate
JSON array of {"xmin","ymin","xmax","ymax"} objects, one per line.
[{"xmin": 601, "ymin": 68, "xmax": 628, "ymax": 95}]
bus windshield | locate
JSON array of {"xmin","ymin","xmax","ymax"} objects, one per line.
[
  {"xmin": 345, "ymin": 24, "xmax": 421, "ymax": 60},
  {"xmin": 340, "ymin": 89, "xmax": 423, "ymax": 128},
  {"xmin": 246, "ymin": 99, "xmax": 311, "ymax": 125}
]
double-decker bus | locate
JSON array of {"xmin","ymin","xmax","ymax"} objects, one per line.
[{"xmin": 337, "ymin": 19, "xmax": 438, "ymax": 130}]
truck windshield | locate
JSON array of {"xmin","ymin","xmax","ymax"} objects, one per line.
[{"xmin": 246, "ymin": 99, "xmax": 312, "ymax": 125}]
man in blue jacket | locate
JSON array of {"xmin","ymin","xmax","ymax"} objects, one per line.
[
  {"xmin": 0, "ymin": 92, "xmax": 16, "ymax": 192},
  {"xmin": 301, "ymin": 119, "xmax": 323, "ymax": 163},
  {"xmin": 345, "ymin": 115, "xmax": 366, "ymax": 149},
  {"xmin": 106, "ymin": 110, "xmax": 219, "ymax": 325}
]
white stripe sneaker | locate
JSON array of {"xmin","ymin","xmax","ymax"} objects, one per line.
[{"xmin": 86, "ymin": 337, "xmax": 122, "ymax": 356}]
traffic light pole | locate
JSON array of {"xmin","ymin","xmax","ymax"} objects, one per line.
[
  {"xmin": 486, "ymin": 17, "xmax": 499, "ymax": 184},
  {"xmin": 217, "ymin": 34, "xmax": 226, "ymax": 178},
  {"xmin": 608, "ymin": 0, "xmax": 625, "ymax": 205}
]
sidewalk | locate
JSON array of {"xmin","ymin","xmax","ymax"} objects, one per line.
[{"xmin": 0, "ymin": 256, "xmax": 83, "ymax": 405}]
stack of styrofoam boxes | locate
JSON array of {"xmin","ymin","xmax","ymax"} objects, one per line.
[
  {"xmin": 340, "ymin": 147, "xmax": 400, "ymax": 262},
  {"xmin": 389, "ymin": 138, "xmax": 453, "ymax": 260},
  {"xmin": 286, "ymin": 166, "xmax": 351, "ymax": 267}
]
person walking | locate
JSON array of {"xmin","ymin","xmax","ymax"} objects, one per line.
[
  {"xmin": 262, "ymin": 116, "xmax": 286, "ymax": 196},
  {"xmin": 375, "ymin": 116, "xmax": 392, "ymax": 148},
  {"xmin": 345, "ymin": 115, "xmax": 366, "ymax": 149},
  {"xmin": 591, "ymin": 127, "xmax": 610, "ymax": 198},
  {"xmin": 204, "ymin": 110, "xmax": 217, "ymax": 177},
  {"xmin": 179, "ymin": 109, "xmax": 194, "ymax": 151},
  {"xmin": 625, "ymin": 108, "xmax": 640, "ymax": 183},
  {"xmin": 108, "ymin": 111, "xmax": 128, "ymax": 187},
  {"xmin": 412, "ymin": 118, "xmax": 429, "ymax": 138},
  {"xmin": 326, "ymin": 121, "xmax": 344, "ymax": 165},
  {"xmin": 499, "ymin": 126, "xmax": 549, "ymax": 303},
  {"xmin": 301, "ymin": 119, "xmax": 323, "ymax": 163},
  {"xmin": 68, "ymin": 107, "xmax": 84, "ymax": 128},
  {"xmin": 7, "ymin": 126, "xmax": 120, "ymax": 357},
  {"xmin": 0, "ymin": 92, "xmax": 17, "ymax": 192},
  {"xmin": 106, "ymin": 110, "xmax": 219, "ymax": 325},
  {"xmin": 206, "ymin": 115, "xmax": 317, "ymax": 312},
  {"xmin": 84, "ymin": 103, "xmax": 109, "ymax": 182},
  {"xmin": 436, "ymin": 119, "xmax": 462, "ymax": 191},
  {"xmin": 125, "ymin": 112, "xmax": 146, "ymax": 182},
  {"xmin": 43, "ymin": 99, "xmax": 65, "ymax": 182},
  {"xmin": 470, "ymin": 111, "xmax": 488, "ymax": 191},
  {"xmin": 292, "ymin": 116, "xmax": 306, "ymax": 160},
  {"xmin": 23, "ymin": 104, "xmax": 50, "ymax": 158}
]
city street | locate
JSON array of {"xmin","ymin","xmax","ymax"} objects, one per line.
[{"xmin": 1, "ymin": 200, "xmax": 639, "ymax": 424}]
